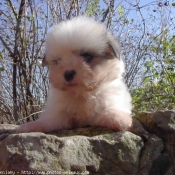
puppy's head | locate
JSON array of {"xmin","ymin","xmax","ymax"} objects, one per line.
[{"xmin": 44, "ymin": 17, "xmax": 125, "ymax": 92}]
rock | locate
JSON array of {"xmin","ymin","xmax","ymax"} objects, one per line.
[
  {"xmin": 0, "ymin": 130, "xmax": 143, "ymax": 174},
  {"xmin": 0, "ymin": 110, "xmax": 174, "ymax": 175},
  {"xmin": 135, "ymin": 110, "xmax": 175, "ymax": 132},
  {"xmin": 135, "ymin": 110, "xmax": 175, "ymax": 174},
  {"xmin": 0, "ymin": 124, "xmax": 18, "ymax": 141}
]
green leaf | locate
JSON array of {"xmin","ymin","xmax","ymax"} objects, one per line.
[
  {"xmin": 153, "ymin": 72, "xmax": 159, "ymax": 78},
  {"xmin": 144, "ymin": 77, "xmax": 150, "ymax": 83},
  {"xmin": 153, "ymin": 82, "xmax": 158, "ymax": 87},
  {"xmin": 131, "ymin": 19, "xmax": 134, "ymax": 23},
  {"xmin": 118, "ymin": 5, "xmax": 124, "ymax": 17},
  {"xmin": 0, "ymin": 67, "xmax": 4, "ymax": 72},
  {"xmin": 0, "ymin": 53, "xmax": 3, "ymax": 60},
  {"xmin": 87, "ymin": 0, "xmax": 100, "ymax": 17}
]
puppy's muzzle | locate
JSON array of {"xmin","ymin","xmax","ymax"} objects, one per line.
[{"xmin": 64, "ymin": 70, "xmax": 76, "ymax": 82}]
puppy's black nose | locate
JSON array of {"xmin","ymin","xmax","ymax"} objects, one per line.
[{"xmin": 64, "ymin": 70, "xmax": 76, "ymax": 82}]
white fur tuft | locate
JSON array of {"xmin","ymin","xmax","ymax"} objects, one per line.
[{"xmin": 46, "ymin": 17, "xmax": 108, "ymax": 58}]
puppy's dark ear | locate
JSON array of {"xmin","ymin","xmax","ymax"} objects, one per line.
[
  {"xmin": 106, "ymin": 33, "xmax": 120, "ymax": 59},
  {"xmin": 42, "ymin": 54, "xmax": 49, "ymax": 67}
]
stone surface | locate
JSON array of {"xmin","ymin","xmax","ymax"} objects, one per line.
[
  {"xmin": 0, "ymin": 110, "xmax": 174, "ymax": 175},
  {"xmin": 135, "ymin": 110, "xmax": 175, "ymax": 175},
  {"xmin": 0, "ymin": 130, "xmax": 143, "ymax": 174}
]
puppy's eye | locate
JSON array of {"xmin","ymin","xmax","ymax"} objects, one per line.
[
  {"xmin": 81, "ymin": 53, "xmax": 93, "ymax": 63},
  {"xmin": 54, "ymin": 60, "xmax": 59, "ymax": 65},
  {"xmin": 52, "ymin": 59, "xmax": 61, "ymax": 65}
]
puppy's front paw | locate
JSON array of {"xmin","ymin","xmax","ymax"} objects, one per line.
[
  {"xmin": 93, "ymin": 110, "xmax": 133, "ymax": 131},
  {"xmin": 15, "ymin": 124, "xmax": 29, "ymax": 134},
  {"xmin": 16, "ymin": 120, "xmax": 45, "ymax": 133},
  {"xmin": 117, "ymin": 113, "xmax": 133, "ymax": 131},
  {"xmin": 109, "ymin": 113, "xmax": 133, "ymax": 131}
]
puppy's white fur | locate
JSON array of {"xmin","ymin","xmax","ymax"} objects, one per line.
[{"xmin": 17, "ymin": 17, "xmax": 132, "ymax": 133}]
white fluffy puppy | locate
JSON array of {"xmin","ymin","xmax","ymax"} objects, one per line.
[{"xmin": 16, "ymin": 16, "xmax": 132, "ymax": 133}]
